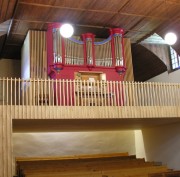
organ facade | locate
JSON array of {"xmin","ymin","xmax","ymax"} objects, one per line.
[{"xmin": 47, "ymin": 23, "xmax": 126, "ymax": 81}]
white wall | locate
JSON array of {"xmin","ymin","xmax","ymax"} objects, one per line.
[
  {"xmin": 21, "ymin": 32, "xmax": 30, "ymax": 79},
  {"xmin": 13, "ymin": 131, "xmax": 135, "ymax": 157},
  {"xmin": 135, "ymin": 124, "xmax": 180, "ymax": 170},
  {"xmin": 136, "ymin": 69, "xmax": 180, "ymax": 170},
  {"xmin": 135, "ymin": 130, "xmax": 146, "ymax": 160},
  {"xmin": 147, "ymin": 70, "xmax": 180, "ymax": 83}
]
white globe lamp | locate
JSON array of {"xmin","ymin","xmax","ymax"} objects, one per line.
[
  {"xmin": 164, "ymin": 32, "xmax": 177, "ymax": 45},
  {"xmin": 60, "ymin": 23, "xmax": 74, "ymax": 38}
]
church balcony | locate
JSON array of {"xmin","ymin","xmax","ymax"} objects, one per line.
[{"xmin": 0, "ymin": 78, "xmax": 180, "ymax": 128}]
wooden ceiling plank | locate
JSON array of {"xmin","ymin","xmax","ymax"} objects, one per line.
[
  {"xmin": 13, "ymin": 18, "xmax": 152, "ymax": 35},
  {"xmin": 14, "ymin": 18, "xmax": 49, "ymax": 24},
  {"xmin": 10, "ymin": 20, "xmax": 45, "ymax": 36},
  {"xmin": 54, "ymin": 0, "xmax": 95, "ymax": 10},
  {"xmin": 0, "ymin": 0, "xmax": 9, "ymax": 21},
  {"xmin": 0, "ymin": 0, "xmax": 2, "ymax": 9},
  {"xmin": 136, "ymin": 9, "xmax": 180, "ymax": 43},
  {"xmin": 3, "ymin": 0, "xmax": 10, "ymax": 20},
  {"xmin": 167, "ymin": 0, "xmax": 180, "ymax": 5},
  {"xmin": 124, "ymin": 1, "xmax": 163, "ymax": 38},
  {"xmin": 46, "ymin": 8, "xmax": 85, "ymax": 25},
  {"xmin": 19, "ymin": 0, "xmax": 180, "ymax": 6},
  {"xmin": 6, "ymin": 0, "xmax": 19, "ymax": 36},
  {"xmin": 105, "ymin": 0, "xmax": 131, "ymax": 27},
  {"xmin": 37, "ymin": 1, "xmax": 57, "ymax": 30},
  {"xmin": 18, "ymin": 1, "xmax": 117, "ymax": 14},
  {"xmin": 17, "ymin": 1, "xmax": 174, "ymax": 21},
  {"xmin": 135, "ymin": 0, "xmax": 180, "ymax": 43},
  {"xmin": 0, "ymin": 0, "xmax": 17, "ymax": 23},
  {"xmin": 87, "ymin": 0, "xmax": 130, "ymax": 12}
]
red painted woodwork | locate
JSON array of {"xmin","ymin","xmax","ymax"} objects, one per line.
[
  {"xmin": 47, "ymin": 23, "xmax": 126, "ymax": 81},
  {"xmin": 81, "ymin": 33, "xmax": 95, "ymax": 69}
]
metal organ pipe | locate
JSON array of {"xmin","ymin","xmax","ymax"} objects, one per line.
[
  {"xmin": 114, "ymin": 34, "xmax": 123, "ymax": 66},
  {"xmin": 94, "ymin": 37, "xmax": 112, "ymax": 67},
  {"xmin": 48, "ymin": 24, "xmax": 126, "ymax": 78},
  {"xmin": 63, "ymin": 37, "xmax": 85, "ymax": 65}
]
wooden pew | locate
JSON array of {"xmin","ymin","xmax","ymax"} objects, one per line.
[
  {"xmin": 149, "ymin": 170, "xmax": 180, "ymax": 177},
  {"xmin": 15, "ymin": 153, "xmax": 169, "ymax": 177}
]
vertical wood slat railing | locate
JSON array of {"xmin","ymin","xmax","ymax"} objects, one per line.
[{"xmin": 0, "ymin": 78, "xmax": 180, "ymax": 106}]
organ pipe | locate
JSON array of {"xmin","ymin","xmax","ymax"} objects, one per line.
[{"xmin": 47, "ymin": 24, "xmax": 126, "ymax": 77}]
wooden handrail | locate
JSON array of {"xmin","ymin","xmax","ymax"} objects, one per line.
[{"xmin": 0, "ymin": 78, "xmax": 180, "ymax": 106}]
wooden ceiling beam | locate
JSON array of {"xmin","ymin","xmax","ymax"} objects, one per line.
[
  {"xmin": 13, "ymin": 18, "xmax": 151, "ymax": 34},
  {"xmin": 136, "ymin": 11, "xmax": 180, "ymax": 43},
  {"xmin": 19, "ymin": 2, "xmax": 117, "ymax": 14},
  {"xmin": 18, "ymin": 1, "xmax": 171, "ymax": 21},
  {"xmin": 105, "ymin": 0, "xmax": 131, "ymax": 26},
  {"xmin": 14, "ymin": 18, "xmax": 46, "ymax": 24},
  {"xmin": 124, "ymin": 2, "xmax": 164, "ymax": 40},
  {"xmin": 0, "ymin": 0, "xmax": 18, "ymax": 23}
]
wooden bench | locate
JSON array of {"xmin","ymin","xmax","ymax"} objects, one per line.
[
  {"xmin": 149, "ymin": 170, "xmax": 180, "ymax": 177},
  {"xmin": 15, "ymin": 153, "xmax": 169, "ymax": 177}
]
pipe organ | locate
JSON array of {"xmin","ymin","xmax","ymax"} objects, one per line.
[
  {"xmin": 53, "ymin": 28, "xmax": 62, "ymax": 64},
  {"xmin": 64, "ymin": 37, "xmax": 84, "ymax": 66},
  {"xmin": 20, "ymin": 25, "xmax": 133, "ymax": 106},
  {"xmin": 94, "ymin": 36, "xmax": 113, "ymax": 67},
  {"xmin": 47, "ymin": 23, "xmax": 126, "ymax": 80}
]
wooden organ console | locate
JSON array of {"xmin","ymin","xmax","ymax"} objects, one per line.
[{"xmin": 46, "ymin": 23, "xmax": 126, "ymax": 106}]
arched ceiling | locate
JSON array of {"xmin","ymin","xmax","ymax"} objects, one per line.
[{"xmin": 131, "ymin": 44, "xmax": 167, "ymax": 81}]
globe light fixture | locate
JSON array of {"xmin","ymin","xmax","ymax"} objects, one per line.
[
  {"xmin": 60, "ymin": 23, "xmax": 74, "ymax": 38},
  {"xmin": 164, "ymin": 32, "xmax": 177, "ymax": 45}
]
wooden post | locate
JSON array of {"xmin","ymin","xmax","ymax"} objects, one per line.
[{"xmin": 0, "ymin": 107, "xmax": 13, "ymax": 177}]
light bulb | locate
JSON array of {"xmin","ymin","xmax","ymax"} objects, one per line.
[
  {"xmin": 60, "ymin": 23, "xmax": 74, "ymax": 38},
  {"xmin": 164, "ymin": 32, "xmax": 177, "ymax": 45}
]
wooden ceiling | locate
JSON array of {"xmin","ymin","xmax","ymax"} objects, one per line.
[{"xmin": 0, "ymin": 0, "xmax": 180, "ymax": 81}]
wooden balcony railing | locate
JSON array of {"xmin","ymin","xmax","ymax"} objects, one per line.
[{"xmin": 0, "ymin": 78, "xmax": 180, "ymax": 106}]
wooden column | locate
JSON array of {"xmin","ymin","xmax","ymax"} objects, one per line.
[{"xmin": 0, "ymin": 106, "xmax": 13, "ymax": 177}]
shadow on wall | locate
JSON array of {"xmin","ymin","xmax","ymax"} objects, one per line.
[{"xmin": 0, "ymin": 59, "xmax": 21, "ymax": 78}]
